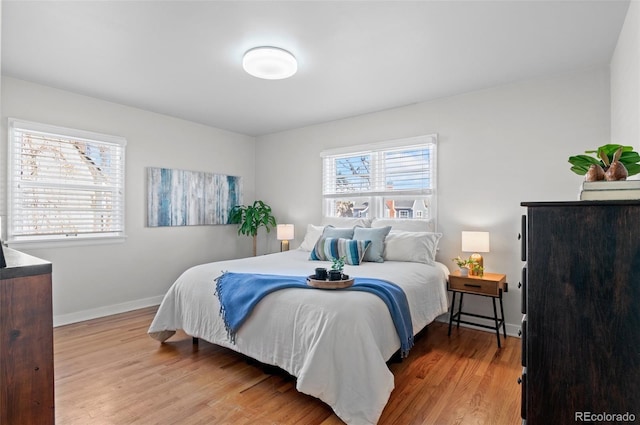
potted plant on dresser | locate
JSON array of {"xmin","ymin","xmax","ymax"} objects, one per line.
[{"xmin": 228, "ymin": 200, "xmax": 277, "ymax": 256}]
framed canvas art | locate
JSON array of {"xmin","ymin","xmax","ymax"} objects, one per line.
[{"xmin": 147, "ymin": 167, "xmax": 242, "ymax": 227}]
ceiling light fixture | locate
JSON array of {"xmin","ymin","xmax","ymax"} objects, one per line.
[{"xmin": 242, "ymin": 46, "xmax": 297, "ymax": 80}]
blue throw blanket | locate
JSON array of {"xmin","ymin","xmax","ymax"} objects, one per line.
[{"xmin": 214, "ymin": 272, "xmax": 414, "ymax": 357}]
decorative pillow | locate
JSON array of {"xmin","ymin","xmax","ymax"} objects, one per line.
[
  {"xmin": 310, "ymin": 237, "xmax": 371, "ymax": 265},
  {"xmin": 321, "ymin": 225, "xmax": 356, "ymax": 240},
  {"xmin": 383, "ymin": 231, "xmax": 442, "ymax": 265},
  {"xmin": 299, "ymin": 224, "xmax": 325, "ymax": 251},
  {"xmin": 372, "ymin": 218, "xmax": 435, "ymax": 233},
  {"xmin": 321, "ymin": 216, "xmax": 372, "ymax": 228},
  {"xmin": 353, "ymin": 226, "xmax": 391, "ymax": 263}
]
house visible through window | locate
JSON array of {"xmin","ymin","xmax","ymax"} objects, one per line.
[
  {"xmin": 321, "ymin": 135, "xmax": 436, "ymax": 220},
  {"xmin": 7, "ymin": 119, "xmax": 127, "ymax": 246}
]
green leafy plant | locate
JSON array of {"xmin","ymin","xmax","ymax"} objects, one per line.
[
  {"xmin": 568, "ymin": 144, "xmax": 640, "ymax": 177},
  {"xmin": 228, "ymin": 200, "xmax": 277, "ymax": 256},
  {"xmin": 469, "ymin": 261, "xmax": 484, "ymax": 277},
  {"xmin": 331, "ymin": 256, "xmax": 346, "ymax": 271},
  {"xmin": 452, "ymin": 256, "xmax": 484, "ymax": 277}
]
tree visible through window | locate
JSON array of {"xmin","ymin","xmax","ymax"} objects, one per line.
[
  {"xmin": 335, "ymin": 155, "xmax": 370, "ymax": 193},
  {"xmin": 8, "ymin": 119, "xmax": 127, "ymax": 245}
]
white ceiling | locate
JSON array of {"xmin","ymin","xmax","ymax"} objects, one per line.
[{"xmin": 1, "ymin": 1, "xmax": 630, "ymax": 137}]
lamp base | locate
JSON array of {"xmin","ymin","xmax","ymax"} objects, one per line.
[
  {"xmin": 469, "ymin": 253, "xmax": 483, "ymax": 276},
  {"xmin": 280, "ymin": 240, "xmax": 290, "ymax": 252}
]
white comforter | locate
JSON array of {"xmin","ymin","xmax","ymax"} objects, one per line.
[{"xmin": 148, "ymin": 249, "xmax": 449, "ymax": 425}]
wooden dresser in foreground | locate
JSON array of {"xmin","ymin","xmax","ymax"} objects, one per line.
[
  {"xmin": 0, "ymin": 247, "xmax": 53, "ymax": 425},
  {"xmin": 520, "ymin": 201, "xmax": 640, "ymax": 424}
]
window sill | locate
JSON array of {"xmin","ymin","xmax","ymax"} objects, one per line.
[{"xmin": 6, "ymin": 235, "xmax": 127, "ymax": 250}]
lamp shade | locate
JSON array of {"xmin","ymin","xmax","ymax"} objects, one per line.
[
  {"xmin": 461, "ymin": 231, "xmax": 490, "ymax": 253},
  {"xmin": 277, "ymin": 224, "xmax": 294, "ymax": 241},
  {"xmin": 242, "ymin": 47, "xmax": 297, "ymax": 80}
]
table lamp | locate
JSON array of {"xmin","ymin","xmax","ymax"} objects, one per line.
[
  {"xmin": 277, "ymin": 224, "xmax": 294, "ymax": 252},
  {"xmin": 461, "ymin": 231, "xmax": 490, "ymax": 275}
]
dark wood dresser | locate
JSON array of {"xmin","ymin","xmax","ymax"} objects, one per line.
[
  {"xmin": 519, "ymin": 201, "xmax": 640, "ymax": 424},
  {"xmin": 0, "ymin": 247, "xmax": 53, "ymax": 425}
]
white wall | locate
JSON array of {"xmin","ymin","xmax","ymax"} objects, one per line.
[
  {"xmin": 611, "ymin": 0, "xmax": 639, "ymax": 149},
  {"xmin": 1, "ymin": 76, "xmax": 256, "ymax": 325},
  {"xmin": 0, "ymin": 66, "xmax": 612, "ymax": 333},
  {"xmin": 256, "ymin": 68, "xmax": 611, "ymax": 334}
]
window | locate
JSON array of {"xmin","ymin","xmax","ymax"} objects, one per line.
[
  {"xmin": 321, "ymin": 135, "xmax": 436, "ymax": 220},
  {"xmin": 8, "ymin": 119, "xmax": 127, "ymax": 246}
]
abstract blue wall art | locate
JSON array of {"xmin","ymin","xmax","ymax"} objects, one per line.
[{"xmin": 147, "ymin": 167, "xmax": 243, "ymax": 227}]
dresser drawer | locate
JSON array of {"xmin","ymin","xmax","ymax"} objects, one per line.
[
  {"xmin": 520, "ymin": 215, "xmax": 527, "ymax": 261},
  {"xmin": 448, "ymin": 276, "xmax": 500, "ymax": 296},
  {"xmin": 521, "ymin": 317, "xmax": 527, "ymax": 367},
  {"xmin": 520, "ymin": 369, "xmax": 527, "ymax": 420},
  {"xmin": 520, "ymin": 266, "xmax": 527, "ymax": 315}
]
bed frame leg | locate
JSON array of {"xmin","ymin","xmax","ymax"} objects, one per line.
[
  {"xmin": 192, "ymin": 337, "xmax": 199, "ymax": 345},
  {"xmin": 389, "ymin": 350, "xmax": 403, "ymax": 364}
]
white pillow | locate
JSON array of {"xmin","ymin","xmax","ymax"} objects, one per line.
[
  {"xmin": 321, "ymin": 216, "xmax": 372, "ymax": 228},
  {"xmin": 372, "ymin": 218, "xmax": 435, "ymax": 233},
  {"xmin": 383, "ymin": 231, "xmax": 442, "ymax": 265},
  {"xmin": 299, "ymin": 224, "xmax": 325, "ymax": 251}
]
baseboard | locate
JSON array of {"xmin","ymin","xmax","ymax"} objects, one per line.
[
  {"xmin": 436, "ymin": 315, "xmax": 522, "ymax": 338},
  {"xmin": 53, "ymin": 295, "xmax": 164, "ymax": 327}
]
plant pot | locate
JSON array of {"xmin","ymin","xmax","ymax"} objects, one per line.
[{"xmin": 459, "ymin": 267, "xmax": 469, "ymax": 277}]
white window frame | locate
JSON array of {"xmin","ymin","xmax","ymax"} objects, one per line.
[
  {"xmin": 320, "ymin": 134, "xmax": 437, "ymax": 225},
  {"xmin": 7, "ymin": 118, "xmax": 127, "ymax": 248}
]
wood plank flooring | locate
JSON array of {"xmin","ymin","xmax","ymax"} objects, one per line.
[{"xmin": 53, "ymin": 307, "xmax": 521, "ymax": 425}]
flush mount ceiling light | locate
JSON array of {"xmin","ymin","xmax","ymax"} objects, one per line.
[{"xmin": 242, "ymin": 46, "xmax": 297, "ymax": 80}]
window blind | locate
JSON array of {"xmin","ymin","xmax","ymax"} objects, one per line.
[
  {"xmin": 322, "ymin": 143, "xmax": 434, "ymax": 197},
  {"xmin": 8, "ymin": 119, "xmax": 126, "ymax": 244}
]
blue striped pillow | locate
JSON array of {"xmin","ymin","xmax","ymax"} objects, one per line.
[{"xmin": 309, "ymin": 237, "xmax": 371, "ymax": 265}]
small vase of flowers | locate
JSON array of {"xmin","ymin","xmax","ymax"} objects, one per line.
[{"xmin": 452, "ymin": 256, "xmax": 484, "ymax": 277}]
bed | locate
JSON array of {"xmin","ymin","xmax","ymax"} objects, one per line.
[{"xmin": 148, "ymin": 223, "xmax": 449, "ymax": 425}]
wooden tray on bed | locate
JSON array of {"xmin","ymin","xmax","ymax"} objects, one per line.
[{"xmin": 306, "ymin": 275, "xmax": 354, "ymax": 289}]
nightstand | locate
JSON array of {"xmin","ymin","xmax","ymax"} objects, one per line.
[{"xmin": 447, "ymin": 270, "xmax": 508, "ymax": 348}]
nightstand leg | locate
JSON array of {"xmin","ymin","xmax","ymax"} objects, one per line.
[
  {"xmin": 492, "ymin": 298, "xmax": 501, "ymax": 348},
  {"xmin": 499, "ymin": 296, "xmax": 507, "ymax": 338},
  {"xmin": 448, "ymin": 292, "xmax": 456, "ymax": 336},
  {"xmin": 457, "ymin": 293, "xmax": 464, "ymax": 329}
]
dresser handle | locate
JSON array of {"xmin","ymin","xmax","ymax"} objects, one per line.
[
  {"xmin": 518, "ymin": 233, "xmax": 521, "ymax": 240},
  {"xmin": 463, "ymin": 283, "xmax": 482, "ymax": 289},
  {"xmin": 518, "ymin": 282, "xmax": 522, "ymax": 289},
  {"xmin": 518, "ymin": 329, "xmax": 522, "ymax": 336},
  {"xmin": 517, "ymin": 377, "xmax": 522, "ymax": 385}
]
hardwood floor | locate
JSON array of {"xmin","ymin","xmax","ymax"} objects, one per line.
[{"xmin": 54, "ymin": 307, "xmax": 521, "ymax": 425}]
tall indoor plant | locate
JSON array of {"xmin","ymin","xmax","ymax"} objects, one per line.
[{"xmin": 228, "ymin": 200, "xmax": 277, "ymax": 256}]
